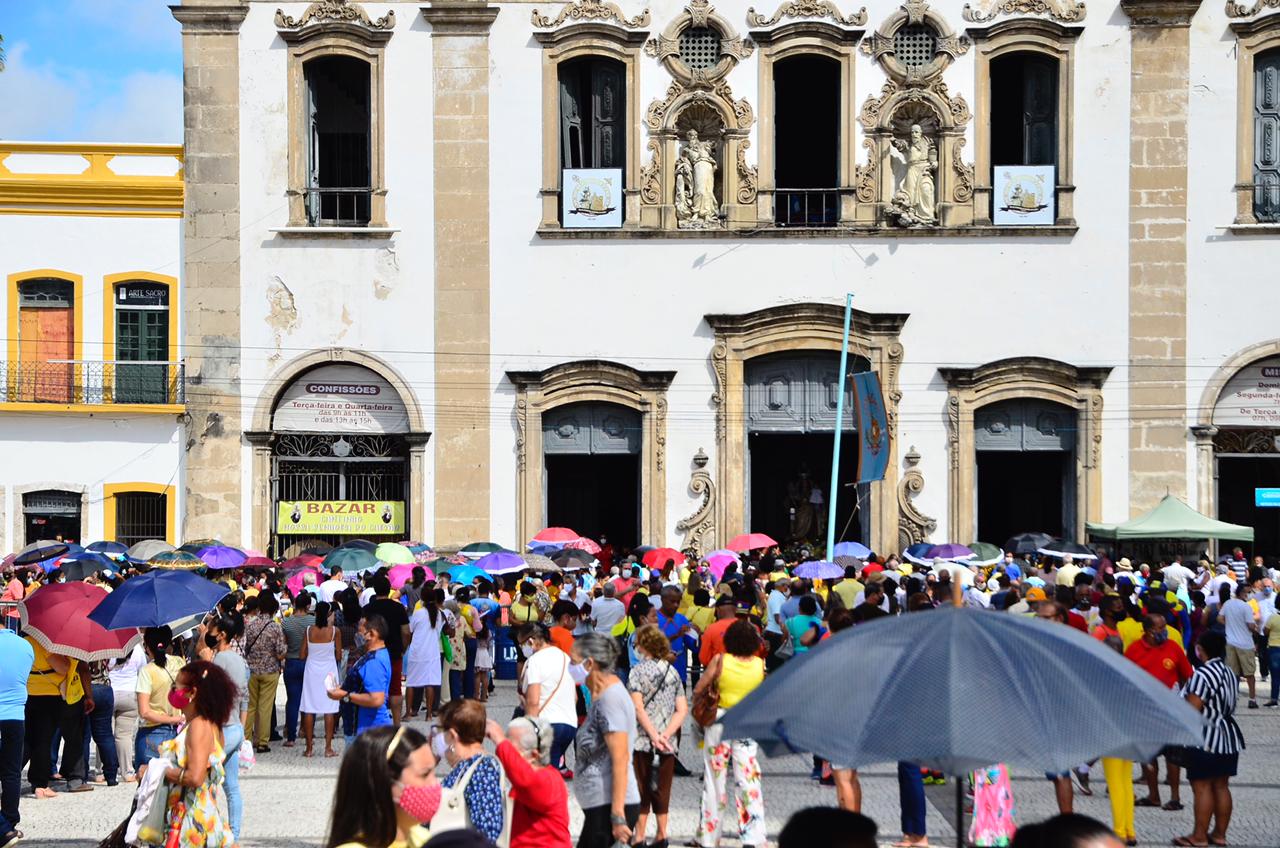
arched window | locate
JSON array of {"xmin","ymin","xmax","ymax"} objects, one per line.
[
  {"xmin": 14, "ymin": 275, "xmax": 77, "ymax": 403},
  {"xmin": 558, "ymin": 57, "xmax": 625, "ymax": 170},
  {"xmin": 303, "ymin": 56, "xmax": 373, "ymax": 226},
  {"xmin": 990, "ymin": 52, "xmax": 1059, "ymax": 168},
  {"xmin": 1254, "ymin": 48, "xmax": 1280, "ymax": 222},
  {"xmin": 774, "ymin": 54, "xmax": 841, "ymax": 226}
]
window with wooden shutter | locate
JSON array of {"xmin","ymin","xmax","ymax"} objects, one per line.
[
  {"xmin": 990, "ymin": 53, "xmax": 1059, "ymax": 168},
  {"xmin": 1255, "ymin": 49, "xmax": 1280, "ymax": 223},
  {"xmin": 558, "ymin": 58, "xmax": 626, "ymax": 170}
]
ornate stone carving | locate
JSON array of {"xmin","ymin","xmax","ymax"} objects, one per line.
[
  {"xmin": 649, "ymin": 0, "xmax": 752, "ymax": 87},
  {"xmin": 961, "ymin": 0, "xmax": 1087, "ymax": 23},
  {"xmin": 645, "ymin": 80, "xmax": 753, "ymax": 131},
  {"xmin": 711, "ymin": 340, "xmax": 729, "ymax": 444},
  {"xmin": 515, "ymin": 397, "xmax": 528, "ymax": 472},
  {"xmin": 854, "ymin": 137, "xmax": 877, "ymax": 203},
  {"xmin": 1089, "ymin": 394, "xmax": 1103, "ymax": 466},
  {"xmin": 274, "ymin": 0, "xmax": 394, "ymax": 30},
  {"xmin": 1214, "ymin": 427, "xmax": 1280, "ymax": 453},
  {"xmin": 530, "ymin": 0, "xmax": 651, "ymax": 28},
  {"xmin": 1226, "ymin": 0, "xmax": 1280, "ymax": 16},
  {"xmin": 885, "ymin": 341, "xmax": 904, "ymax": 431},
  {"xmin": 675, "ymin": 129, "xmax": 722, "ymax": 228},
  {"xmin": 746, "ymin": 0, "xmax": 868, "ymax": 27},
  {"xmin": 897, "ymin": 446, "xmax": 937, "ymax": 550},
  {"xmin": 656, "ymin": 397, "xmax": 668, "ymax": 470},
  {"xmin": 641, "ymin": 139, "xmax": 662, "ymax": 205},
  {"xmin": 645, "ymin": 82, "xmax": 684, "ymax": 130},
  {"xmin": 736, "ymin": 139, "xmax": 758, "ymax": 204},
  {"xmin": 861, "ymin": 1, "xmax": 969, "ymax": 84},
  {"xmin": 947, "ymin": 395, "xmax": 961, "ymax": 470},
  {"xmin": 888, "ymin": 124, "xmax": 938, "ymax": 226},
  {"xmin": 676, "ymin": 449, "xmax": 717, "ymax": 556},
  {"xmin": 951, "ymin": 137, "xmax": 974, "ymax": 203}
]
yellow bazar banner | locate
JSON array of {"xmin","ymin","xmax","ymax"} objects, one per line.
[{"xmin": 277, "ymin": 501, "xmax": 405, "ymax": 535}]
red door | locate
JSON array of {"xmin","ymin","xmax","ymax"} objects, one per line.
[{"xmin": 19, "ymin": 305, "xmax": 73, "ymax": 402}]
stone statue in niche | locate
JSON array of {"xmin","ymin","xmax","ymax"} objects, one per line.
[
  {"xmin": 675, "ymin": 129, "xmax": 721, "ymax": 228},
  {"xmin": 888, "ymin": 124, "xmax": 938, "ymax": 226}
]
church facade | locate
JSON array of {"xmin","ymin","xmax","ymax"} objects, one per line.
[{"xmin": 164, "ymin": 0, "xmax": 1280, "ymax": 556}]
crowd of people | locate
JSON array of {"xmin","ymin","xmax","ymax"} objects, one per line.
[{"xmin": 0, "ymin": 539, "xmax": 1272, "ymax": 848}]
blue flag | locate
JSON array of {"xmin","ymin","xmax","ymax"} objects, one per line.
[{"xmin": 852, "ymin": 371, "xmax": 890, "ymax": 483}]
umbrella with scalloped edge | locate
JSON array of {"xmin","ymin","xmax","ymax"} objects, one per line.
[
  {"xmin": 21, "ymin": 581, "xmax": 142, "ymax": 662},
  {"xmin": 725, "ymin": 533, "xmax": 778, "ymax": 552},
  {"xmin": 198, "ymin": 545, "xmax": 248, "ymax": 570},
  {"xmin": 149, "ymin": 550, "xmax": 205, "ymax": 571},
  {"xmin": 14, "ymin": 540, "xmax": 70, "ymax": 566},
  {"xmin": 564, "ymin": 537, "xmax": 602, "ymax": 555},
  {"xmin": 474, "ymin": 551, "xmax": 526, "ymax": 575},
  {"xmin": 127, "ymin": 539, "xmax": 174, "ymax": 562}
]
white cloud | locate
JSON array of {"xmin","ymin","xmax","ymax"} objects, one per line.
[
  {"xmin": 65, "ymin": 0, "xmax": 182, "ymax": 49},
  {"xmin": 0, "ymin": 44, "xmax": 181, "ymax": 143}
]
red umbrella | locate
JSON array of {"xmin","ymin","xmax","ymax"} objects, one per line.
[
  {"xmin": 242, "ymin": 556, "xmax": 275, "ymax": 570},
  {"xmin": 563, "ymin": 537, "xmax": 602, "ymax": 555},
  {"xmin": 281, "ymin": 554, "xmax": 323, "ymax": 571},
  {"xmin": 726, "ymin": 533, "xmax": 779, "ymax": 552},
  {"xmin": 532, "ymin": 527, "xmax": 579, "ymax": 543},
  {"xmin": 19, "ymin": 582, "xmax": 141, "ymax": 662},
  {"xmin": 641, "ymin": 547, "xmax": 686, "ymax": 569}
]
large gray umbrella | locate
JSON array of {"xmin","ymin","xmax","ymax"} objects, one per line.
[{"xmin": 720, "ymin": 606, "xmax": 1203, "ymax": 843}]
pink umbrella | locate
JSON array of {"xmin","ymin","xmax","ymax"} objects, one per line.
[
  {"xmin": 387, "ymin": 563, "xmax": 435, "ymax": 590},
  {"xmin": 705, "ymin": 550, "xmax": 739, "ymax": 580},
  {"xmin": 726, "ymin": 532, "xmax": 778, "ymax": 552},
  {"xmin": 563, "ymin": 537, "xmax": 602, "ymax": 555},
  {"xmin": 286, "ymin": 565, "xmax": 324, "ymax": 597},
  {"xmin": 533, "ymin": 527, "xmax": 579, "ymax": 543}
]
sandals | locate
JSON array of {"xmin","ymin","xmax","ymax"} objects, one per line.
[
  {"xmin": 1171, "ymin": 837, "xmax": 1208, "ymax": 847},
  {"xmin": 1163, "ymin": 801, "xmax": 1184, "ymax": 811},
  {"xmin": 1135, "ymin": 797, "xmax": 1160, "ymax": 807}
]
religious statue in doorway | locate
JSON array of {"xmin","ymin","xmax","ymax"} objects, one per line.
[
  {"xmin": 786, "ymin": 466, "xmax": 819, "ymax": 542},
  {"xmin": 675, "ymin": 130, "xmax": 721, "ymax": 228},
  {"xmin": 888, "ymin": 124, "xmax": 938, "ymax": 226}
]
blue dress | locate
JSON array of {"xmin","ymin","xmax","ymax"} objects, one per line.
[{"xmin": 442, "ymin": 753, "xmax": 504, "ymax": 842}]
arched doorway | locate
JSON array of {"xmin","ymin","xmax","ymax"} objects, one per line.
[
  {"xmin": 744, "ymin": 352, "xmax": 868, "ymax": 548},
  {"xmin": 246, "ymin": 354, "xmax": 428, "ymax": 556},
  {"xmin": 1207, "ymin": 354, "xmax": 1280, "ymax": 556},
  {"xmin": 543, "ymin": 402, "xmax": 641, "ymax": 548},
  {"xmin": 974, "ymin": 398, "xmax": 1076, "ymax": 543}
]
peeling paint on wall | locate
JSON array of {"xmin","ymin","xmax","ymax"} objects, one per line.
[{"xmin": 265, "ymin": 276, "xmax": 298, "ymax": 361}]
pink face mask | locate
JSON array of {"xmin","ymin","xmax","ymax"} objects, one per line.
[
  {"xmin": 397, "ymin": 782, "xmax": 441, "ymax": 823},
  {"xmin": 168, "ymin": 687, "xmax": 192, "ymax": 711}
]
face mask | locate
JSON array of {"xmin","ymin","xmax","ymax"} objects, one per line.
[
  {"xmin": 568, "ymin": 661, "xmax": 589, "ymax": 685},
  {"xmin": 520, "ymin": 644, "xmax": 534, "ymax": 659},
  {"xmin": 204, "ymin": 633, "xmax": 219, "ymax": 649},
  {"xmin": 354, "ymin": 631, "xmax": 367, "ymax": 648},
  {"xmin": 1150, "ymin": 630, "xmax": 1168, "ymax": 646},
  {"xmin": 431, "ymin": 732, "xmax": 449, "ymax": 760},
  {"xmin": 397, "ymin": 782, "xmax": 442, "ymax": 824},
  {"xmin": 168, "ymin": 687, "xmax": 192, "ymax": 711}
]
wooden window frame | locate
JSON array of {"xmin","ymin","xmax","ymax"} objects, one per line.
[
  {"xmin": 968, "ymin": 19, "xmax": 1080, "ymax": 226},
  {"xmin": 103, "ymin": 482, "xmax": 176, "ymax": 545},
  {"xmin": 536, "ymin": 25, "xmax": 646, "ymax": 230},
  {"xmin": 102, "ymin": 272, "xmax": 179, "ymax": 404},
  {"xmin": 6, "ymin": 269, "xmax": 84, "ymax": 404},
  {"xmin": 1231, "ymin": 18, "xmax": 1280, "ymax": 225}
]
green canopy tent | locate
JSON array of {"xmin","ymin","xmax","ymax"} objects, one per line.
[{"xmin": 1086, "ymin": 494, "xmax": 1253, "ymax": 542}]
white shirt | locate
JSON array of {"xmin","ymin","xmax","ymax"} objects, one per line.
[
  {"xmin": 318, "ymin": 579, "xmax": 347, "ymax": 603},
  {"xmin": 1207, "ymin": 575, "xmax": 1236, "ymax": 605},
  {"xmin": 521, "ymin": 645, "xmax": 577, "ymax": 726},
  {"xmin": 1161, "ymin": 563, "xmax": 1195, "ymax": 589},
  {"xmin": 108, "ymin": 644, "xmax": 146, "ymax": 696},
  {"xmin": 1221, "ymin": 598, "xmax": 1256, "ymax": 650},
  {"xmin": 590, "ymin": 597, "xmax": 626, "ymax": 634}
]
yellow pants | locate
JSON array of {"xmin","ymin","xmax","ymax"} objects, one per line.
[
  {"xmin": 248, "ymin": 672, "xmax": 280, "ymax": 747},
  {"xmin": 1102, "ymin": 757, "xmax": 1135, "ymax": 840}
]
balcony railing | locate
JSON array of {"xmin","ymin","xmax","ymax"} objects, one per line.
[
  {"xmin": 775, "ymin": 189, "xmax": 840, "ymax": 227},
  {"xmin": 0, "ymin": 360, "xmax": 184, "ymax": 406},
  {"xmin": 305, "ymin": 186, "xmax": 373, "ymax": 226}
]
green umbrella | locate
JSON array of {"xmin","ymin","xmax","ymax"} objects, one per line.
[
  {"xmin": 966, "ymin": 542, "xmax": 1002, "ymax": 567},
  {"xmin": 374, "ymin": 542, "xmax": 415, "ymax": 565},
  {"xmin": 459, "ymin": 542, "xmax": 509, "ymax": 559},
  {"xmin": 323, "ymin": 546, "xmax": 378, "ymax": 573}
]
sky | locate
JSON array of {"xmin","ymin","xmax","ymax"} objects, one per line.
[{"xmin": 0, "ymin": 1, "xmax": 183, "ymax": 143}]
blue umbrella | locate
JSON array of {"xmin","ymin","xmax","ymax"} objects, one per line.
[
  {"xmin": 903, "ymin": 542, "xmax": 933, "ymax": 566},
  {"xmin": 721, "ymin": 605, "xmax": 1202, "ymax": 775},
  {"xmin": 439, "ymin": 564, "xmax": 487, "ymax": 585},
  {"xmin": 832, "ymin": 541, "xmax": 871, "ymax": 559},
  {"xmin": 86, "ymin": 540, "xmax": 128, "ymax": 556},
  {"xmin": 58, "ymin": 552, "xmax": 117, "ymax": 582},
  {"xmin": 474, "ymin": 551, "xmax": 526, "ymax": 576},
  {"xmin": 793, "ymin": 560, "xmax": 843, "ymax": 580},
  {"xmin": 337, "ymin": 539, "xmax": 377, "ymax": 553},
  {"xmin": 87, "ymin": 570, "xmax": 229, "ymax": 630},
  {"xmin": 14, "ymin": 540, "xmax": 70, "ymax": 566},
  {"xmin": 526, "ymin": 542, "xmax": 563, "ymax": 557}
]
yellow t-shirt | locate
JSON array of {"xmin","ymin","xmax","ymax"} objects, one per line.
[
  {"xmin": 135, "ymin": 656, "xmax": 186, "ymax": 728},
  {"xmin": 689, "ymin": 605, "xmax": 715, "ymax": 634},
  {"xmin": 833, "ymin": 580, "xmax": 863, "ymax": 610},
  {"xmin": 718, "ymin": 654, "xmax": 764, "ymax": 709},
  {"xmin": 510, "ymin": 600, "xmax": 539, "ymax": 624},
  {"xmin": 27, "ymin": 638, "xmax": 82, "ymax": 703},
  {"xmin": 1266, "ymin": 612, "xmax": 1280, "ymax": 648}
]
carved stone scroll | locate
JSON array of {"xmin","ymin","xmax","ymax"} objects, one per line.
[
  {"xmin": 641, "ymin": 140, "xmax": 662, "ymax": 205},
  {"xmin": 1226, "ymin": 0, "xmax": 1280, "ymax": 16},
  {"xmin": 746, "ymin": 0, "xmax": 868, "ymax": 27},
  {"xmin": 952, "ymin": 137, "xmax": 975, "ymax": 203},
  {"xmin": 736, "ymin": 140, "xmax": 759, "ymax": 204},
  {"xmin": 275, "ymin": 0, "xmax": 395, "ymax": 30},
  {"xmin": 897, "ymin": 446, "xmax": 937, "ymax": 550},
  {"xmin": 531, "ymin": 0, "xmax": 651, "ymax": 29},
  {"xmin": 675, "ymin": 449, "xmax": 717, "ymax": 556},
  {"xmin": 961, "ymin": 0, "xmax": 1087, "ymax": 23}
]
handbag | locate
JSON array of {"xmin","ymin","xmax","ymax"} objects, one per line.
[
  {"xmin": 427, "ymin": 756, "xmax": 487, "ymax": 838},
  {"xmin": 774, "ymin": 630, "xmax": 795, "ymax": 662},
  {"xmin": 691, "ymin": 655, "xmax": 722, "ymax": 728},
  {"xmin": 441, "ymin": 630, "xmax": 454, "ymax": 664}
]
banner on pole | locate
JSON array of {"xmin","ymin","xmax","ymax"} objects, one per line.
[{"xmin": 853, "ymin": 371, "xmax": 890, "ymax": 483}]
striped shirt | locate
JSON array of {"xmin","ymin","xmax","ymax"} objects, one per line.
[{"xmin": 1184, "ymin": 658, "xmax": 1245, "ymax": 755}]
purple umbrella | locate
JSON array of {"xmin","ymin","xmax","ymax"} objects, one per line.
[
  {"xmin": 475, "ymin": 550, "xmax": 527, "ymax": 576},
  {"xmin": 197, "ymin": 545, "xmax": 248, "ymax": 570},
  {"xmin": 925, "ymin": 543, "xmax": 974, "ymax": 562},
  {"xmin": 794, "ymin": 560, "xmax": 843, "ymax": 580}
]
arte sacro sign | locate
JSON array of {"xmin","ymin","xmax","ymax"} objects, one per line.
[
  {"xmin": 272, "ymin": 364, "xmax": 409, "ymax": 433},
  {"xmin": 1214, "ymin": 356, "xmax": 1280, "ymax": 427}
]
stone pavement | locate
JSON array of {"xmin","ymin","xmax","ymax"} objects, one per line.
[{"xmin": 18, "ymin": 677, "xmax": 1280, "ymax": 847}]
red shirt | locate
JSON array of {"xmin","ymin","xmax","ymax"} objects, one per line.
[
  {"xmin": 1067, "ymin": 611, "xmax": 1089, "ymax": 633},
  {"xmin": 548, "ymin": 626, "xmax": 575, "ymax": 656},
  {"xmin": 495, "ymin": 739, "xmax": 572, "ymax": 848},
  {"xmin": 1125, "ymin": 638, "xmax": 1193, "ymax": 689},
  {"xmin": 699, "ymin": 617, "xmax": 733, "ymax": 666}
]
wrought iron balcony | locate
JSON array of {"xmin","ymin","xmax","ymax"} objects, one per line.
[
  {"xmin": 775, "ymin": 189, "xmax": 840, "ymax": 227},
  {"xmin": 0, "ymin": 360, "xmax": 184, "ymax": 406}
]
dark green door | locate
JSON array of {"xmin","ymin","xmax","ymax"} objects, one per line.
[{"xmin": 116, "ymin": 308, "xmax": 168, "ymax": 403}]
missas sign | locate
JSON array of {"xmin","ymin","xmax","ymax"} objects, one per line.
[
  {"xmin": 1215, "ymin": 356, "xmax": 1280, "ymax": 428},
  {"xmin": 272, "ymin": 364, "xmax": 410, "ymax": 434}
]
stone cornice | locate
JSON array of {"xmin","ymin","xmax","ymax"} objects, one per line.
[
  {"xmin": 1118, "ymin": 0, "xmax": 1202, "ymax": 25},
  {"xmin": 421, "ymin": 2, "xmax": 500, "ymax": 34},
  {"xmin": 507, "ymin": 360, "xmax": 676, "ymax": 391},
  {"xmin": 705, "ymin": 302, "xmax": 909, "ymax": 338},
  {"xmin": 965, "ymin": 17, "xmax": 1084, "ymax": 40},
  {"xmin": 169, "ymin": 4, "xmax": 249, "ymax": 34},
  {"xmin": 961, "ymin": 0, "xmax": 1086, "ymax": 24},
  {"xmin": 938, "ymin": 357, "xmax": 1112, "ymax": 391}
]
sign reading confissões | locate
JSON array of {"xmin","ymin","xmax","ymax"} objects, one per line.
[
  {"xmin": 277, "ymin": 500, "xmax": 406, "ymax": 535},
  {"xmin": 272, "ymin": 364, "xmax": 410, "ymax": 434}
]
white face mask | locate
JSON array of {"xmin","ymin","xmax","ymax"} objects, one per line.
[
  {"xmin": 568, "ymin": 661, "xmax": 589, "ymax": 685},
  {"xmin": 431, "ymin": 732, "xmax": 449, "ymax": 760},
  {"xmin": 520, "ymin": 643, "xmax": 534, "ymax": 659}
]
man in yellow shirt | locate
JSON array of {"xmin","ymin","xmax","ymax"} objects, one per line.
[
  {"xmin": 831, "ymin": 567, "xmax": 864, "ymax": 611},
  {"xmin": 25, "ymin": 638, "xmax": 93, "ymax": 796}
]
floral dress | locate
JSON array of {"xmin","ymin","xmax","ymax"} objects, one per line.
[
  {"xmin": 159, "ymin": 727, "xmax": 234, "ymax": 848},
  {"xmin": 969, "ymin": 764, "xmax": 1016, "ymax": 847}
]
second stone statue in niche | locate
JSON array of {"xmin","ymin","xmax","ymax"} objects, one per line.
[
  {"xmin": 888, "ymin": 124, "xmax": 938, "ymax": 227},
  {"xmin": 675, "ymin": 130, "xmax": 721, "ymax": 228}
]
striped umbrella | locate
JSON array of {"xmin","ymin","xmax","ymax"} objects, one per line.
[{"xmin": 20, "ymin": 582, "xmax": 141, "ymax": 662}]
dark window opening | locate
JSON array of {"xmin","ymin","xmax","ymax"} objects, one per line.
[
  {"xmin": 1254, "ymin": 49, "xmax": 1280, "ymax": 222},
  {"xmin": 991, "ymin": 53, "xmax": 1058, "ymax": 169},
  {"xmin": 115, "ymin": 492, "xmax": 167, "ymax": 547},
  {"xmin": 23, "ymin": 490, "xmax": 81, "ymax": 546},
  {"xmin": 774, "ymin": 55, "xmax": 840, "ymax": 227},
  {"xmin": 559, "ymin": 58, "xmax": 625, "ymax": 172},
  {"xmin": 305, "ymin": 56, "xmax": 372, "ymax": 226}
]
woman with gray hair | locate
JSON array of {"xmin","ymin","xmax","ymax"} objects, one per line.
[
  {"xmin": 571, "ymin": 632, "xmax": 640, "ymax": 848},
  {"xmin": 486, "ymin": 716, "xmax": 571, "ymax": 848}
]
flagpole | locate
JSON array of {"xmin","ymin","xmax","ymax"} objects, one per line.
[{"xmin": 826, "ymin": 292, "xmax": 853, "ymax": 562}]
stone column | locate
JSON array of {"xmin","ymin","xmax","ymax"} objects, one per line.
[
  {"xmin": 421, "ymin": 2, "xmax": 500, "ymax": 547},
  {"xmin": 1120, "ymin": 0, "xmax": 1202, "ymax": 514},
  {"xmin": 170, "ymin": 2, "xmax": 248, "ymax": 543}
]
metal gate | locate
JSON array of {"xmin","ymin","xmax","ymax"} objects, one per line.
[{"xmin": 115, "ymin": 492, "xmax": 168, "ymax": 546}]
